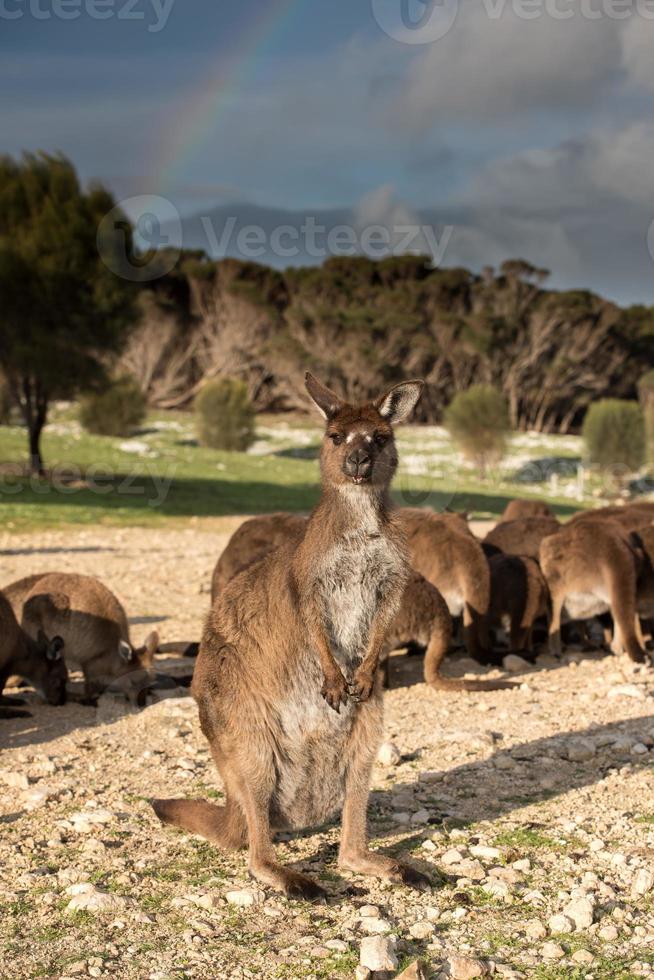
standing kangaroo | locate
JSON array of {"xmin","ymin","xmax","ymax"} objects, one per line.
[{"xmin": 153, "ymin": 374, "xmax": 429, "ymax": 899}]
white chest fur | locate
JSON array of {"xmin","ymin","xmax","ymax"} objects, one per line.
[{"xmin": 564, "ymin": 589, "xmax": 610, "ymax": 621}]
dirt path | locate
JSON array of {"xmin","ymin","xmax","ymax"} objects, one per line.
[{"xmin": 1, "ymin": 525, "xmax": 654, "ymax": 979}]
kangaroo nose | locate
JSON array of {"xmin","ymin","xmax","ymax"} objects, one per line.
[{"xmin": 344, "ymin": 448, "xmax": 372, "ymax": 479}]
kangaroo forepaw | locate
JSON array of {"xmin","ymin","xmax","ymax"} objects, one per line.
[
  {"xmin": 321, "ymin": 672, "xmax": 349, "ymax": 712},
  {"xmin": 348, "ymin": 670, "xmax": 375, "ymax": 703}
]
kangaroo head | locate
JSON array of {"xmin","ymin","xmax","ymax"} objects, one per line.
[
  {"xmin": 305, "ymin": 373, "xmax": 423, "ymax": 492},
  {"xmin": 118, "ymin": 630, "xmax": 159, "ymax": 669}
]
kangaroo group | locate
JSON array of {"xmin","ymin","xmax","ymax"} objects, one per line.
[{"xmin": 2, "ymin": 374, "xmax": 653, "ymax": 899}]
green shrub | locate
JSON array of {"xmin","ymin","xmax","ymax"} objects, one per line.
[
  {"xmin": 195, "ymin": 377, "xmax": 255, "ymax": 451},
  {"xmin": 582, "ymin": 399, "xmax": 645, "ymax": 473},
  {"xmin": 444, "ymin": 384, "xmax": 510, "ymax": 476},
  {"xmin": 79, "ymin": 376, "xmax": 147, "ymax": 437}
]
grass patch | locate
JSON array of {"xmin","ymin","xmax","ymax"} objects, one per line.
[{"xmin": 493, "ymin": 827, "xmax": 576, "ymax": 851}]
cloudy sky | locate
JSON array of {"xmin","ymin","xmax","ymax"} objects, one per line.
[{"xmin": 3, "ymin": 0, "xmax": 654, "ymax": 303}]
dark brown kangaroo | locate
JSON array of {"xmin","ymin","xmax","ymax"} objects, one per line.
[
  {"xmin": 488, "ymin": 553, "xmax": 550, "ymax": 654},
  {"xmin": 483, "ymin": 516, "xmax": 560, "ymax": 561},
  {"xmin": 399, "ymin": 508, "xmax": 491, "ymax": 658},
  {"xmin": 539, "ymin": 520, "xmax": 647, "ymax": 663},
  {"xmin": 0, "ymin": 591, "xmax": 66, "ymax": 718},
  {"xmin": 211, "ymin": 513, "xmax": 306, "ymax": 603},
  {"xmin": 153, "ymin": 374, "xmax": 430, "ymax": 899},
  {"xmin": 501, "ymin": 499, "xmax": 554, "ymax": 522}
]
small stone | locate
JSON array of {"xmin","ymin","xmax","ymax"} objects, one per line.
[
  {"xmin": 355, "ymin": 968, "xmax": 372, "ymax": 980},
  {"xmin": 441, "ymin": 848, "xmax": 465, "ymax": 866},
  {"xmin": 470, "ymin": 845, "xmax": 501, "ymax": 860},
  {"xmin": 572, "ymin": 949, "xmax": 594, "ymax": 965},
  {"xmin": 0, "ymin": 770, "xmax": 29, "ymax": 790},
  {"xmin": 503, "ymin": 654, "xmax": 530, "ymax": 672},
  {"xmin": 421, "ymin": 839, "xmax": 437, "ymax": 852},
  {"xmin": 599, "ymin": 924, "xmax": 619, "ymax": 941},
  {"xmin": 325, "ymin": 939, "xmax": 348, "ymax": 952},
  {"xmin": 632, "ymin": 743, "xmax": 649, "ymax": 756},
  {"xmin": 65, "ymin": 883, "xmax": 125, "ymax": 914},
  {"xmin": 457, "ymin": 859, "xmax": 486, "ymax": 882},
  {"xmin": 494, "ymin": 755, "xmax": 517, "ymax": 770},
  {"xmin": 541, "ymin": 942, "xmax": 565, "ymax": 960},
  {"xmin": 225, "ymin": 888, "xmax": 265, "ymax": 907},
  {"xmin": 525, "ymin": 920, "xmax": 547, "ymax": 940},
  {"xmin": 359, "ymin": 917, "xmax": 392, "ymax": 935},
  {"xmin": 411, "ymin": 809, "xmax": 430, "ymax": 826},
  {"xmin": 632, "ymin": 868, "xmax": 654, "ymax": 897},
  {"xmin": 448, "ymin": 955, "xmax": 489, "ymax": 979},
  {"xmin": 377, "ymin": 741, "xmax": 401, "ymax": 766},
  {"xmin": 548, "ymin": 914, "xmax": 575, "ymax": 934},
  {"xmin": 607, "ymin": 684, "xmax": 646, "ymax": 700},
  {"xmin": 563, "ymin": 897, "xmax": 595, "ymax": 930},
  {"xmin": 23, "ymin": 787, "xmax": 54, "ymax": 810},
  {"xmin": 359, "ymin": 936, "xmax": 398, "ymax": 973},
  {"xmin": 513, "ymin": 859, "xmax": 531, "ymax": 872},
  {"xmin": 409, "ymin": 920, "xmax": 435, "ymax": 940},
  {"xmin": 567, "ymin": 738, "xmax": 596, "ymax": 762},
  {"xmin": 483, "ymin": 878, "xmax": 512, "ymax": 900},
  {"xmin": 590, "ymin": 839, "xmax": 605, "ymax": 852},
  {"xmin": 359, "ymin": 905, "xmax": 380, "ymax": 917}
]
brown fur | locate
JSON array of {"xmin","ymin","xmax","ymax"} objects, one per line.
[
  {"xmin": 539, "ymin": 521, "xmax": 647, "ymax": 662},
  {"xmin": 502, "ymin": 499, "xmax": 554, "ymax": 522},
  {"xmin": 212, "ymin": 517, "xmax": 512, "ymax": 691},
  {"xmin": 382, "ymin": 571, "xmax": 516, "ymax": 691},
  {"xmin": 488, "ymin": 553, "xmax": 550, "ymax": 654},
  {"xmin": 569, "ymin": 503, "xmax": 654, "ymax": 533},
  {"xmin": 483, "ymin": 515, "xmax": 561, "ymax": 561},
  {"xmin": 0, "ymin": 591, "xmax": 66, "ymax": 716},
  {"xmin": 399, "ymin": 508, "xmax": 491, "ymax": 657},
  {"xmin": 211, "ymin": 513, "xmax": 306, "ymax": 602},
  {"xmin": 8, "ymin": 572, "xmax": 158, "ymax": 699},
  {"xmin": 152, "ymin": 374, "xmax": 431, "ymax": 900},
  {"xmin": 632, "ymin": 525, "xmax": 654, "ymax": 623}
]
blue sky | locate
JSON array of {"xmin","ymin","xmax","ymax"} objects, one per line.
[{"xmin": 3, "ymin": 0, "xmax": 654, "ymax": 303}]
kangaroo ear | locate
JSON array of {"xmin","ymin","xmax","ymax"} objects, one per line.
[
  {"xmin": 375, "ymin": 380, "xmax": 424, "ymax": 425},
  {"xmin": 118, "ymin": 640, "xmax": 135, "ymax": 663},
  {"xmin": 46, "ymin": 636, "xmax": 65, "ymax": 661},
  {"xmin": 304, "ymin": 373, "xmax": 344, "ymax": 421},
  {"xmin": 144, "ymin": 631, "xmax": 159, "ymax": 656}
]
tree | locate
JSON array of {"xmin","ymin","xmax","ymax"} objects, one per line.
[
  {"xmin": 444, "ymin": 384, "xmax": 511, "ymax": 476},
  {"xmin": 582, "ymin": 399, "xmax": 645, "ymax": 474},
  {"xmin": 0, "ymin": 153, "xmax": 138, "ymax": 473}
]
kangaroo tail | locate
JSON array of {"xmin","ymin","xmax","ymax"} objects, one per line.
[
  {"xmin": 424, "ymin": 629, "xmax": 517, "ymax": 692},
  {"xmin": 151, "ymin": 798, "xmax": 247, "ymax": 850}
]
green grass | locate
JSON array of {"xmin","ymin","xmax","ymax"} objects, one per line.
[{"xmin": 0, "ymin": 406, "xmax": 592, "ymax": 531}]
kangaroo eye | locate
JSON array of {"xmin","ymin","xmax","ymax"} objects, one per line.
[
  {"xmin": 329, "ymin": 432, "xmax": 344, "ymax": 446},
  {"xmin": 374, "ymin": 431, "xmax": 389, "ymax": 446}
]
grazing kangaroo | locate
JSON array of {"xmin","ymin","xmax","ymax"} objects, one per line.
[
  {"xmin": 0, "ymin": 591, "xmax": 66, "ymax": 718},
  {"xmin": 488, "ymin": 553, "xmax": 550, "ymax": 655},
  {"xmin": 483, "ymin": 516, "xmax": 560, "ymax": 561},
  {"xmin": 212, "ymin": 515, "xmax": 513, "ymax": 691},
  {"xmin": 539, "ymin": 521, "xmax": 648, "ymax": 662},
  {"xmin": 569, "ymin": 504, "xmax": 654, "ymax": 533},
  {"xmin": 502, "ymin": 499, "xmax": 554, "ymax": 522},
  {"xmin": 153, "ymin": 374, "xmax": 430, "ymax": 899},
  {"xmin": 8, "ymin": 573, "xmax": 158, "ymax": 700},
  {"xmin": 399, "ymin": 508, "xmax": 491, "ymax": 658}
]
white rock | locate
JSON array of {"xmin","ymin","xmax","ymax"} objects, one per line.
[
  {"xmin": 563, "ymin": 897, "xmax": 595, "ymax": 930},
  {"xmin": 359, "ymin": 936, "xmax": 398, "ymax": 972},
  {"xmin": 397, "ymin": 962, "xmax": 428, "ymax": 980},
  {"xmin": 0, "ymin": 770, "xmax": 29, "ymax": 790},
  {"xmin": 225, "ymin": 888, "xmax": 265, "ymax": 907},
  {"xmin": 599, "ymin": 924, "xmax": 619, "ymax": 941},
  {"xmin": 325, "ymin": 939, "xmax": 348, "ymax": 952},
  {"xmin": 441, "ymin": 848, "xmax": 465, "ymax": 865},
  {"xmin": 513, "ymin": 859, "xmax": 531, "ymax": 872},
  {"xmin": 411, "ymin": 809, "xmax": 430, "ymax": 826},
  {"xmin": 377, "ymin": 741, "xmax": 401, "ymax": 766},
  {"xmin": 65, "ymin": 883, "xmax": 125, "ymax": 914},
  {"xmin": 421, "ymin": 839, "xmax": 437, "ymax": 852},
  {"xmin": 23, "ymin": 787, "xmax": 55, "ymax": 810},
  {"xmin": 632, "ymin": 868, "xmax": 654, "ymax": 897},
  {"xmin": 359, "ymin": 905, "xmax": 380, "ymax": 917},
  {"xmin": 525, "ymin": 920, "xmax": 547, "ymax": 940},
  {"xmin": 572, "ymin": 949, "xmax": 594, "ymax": 964},
  {"xmin": 360, "ymin": 917, "xmax": 392, "ymax": 935},
  {"xmin": 470, "ymin": 845, "xmax": 501, "ymax": 860},
  {"xmin": 355, "ymin": 968, "xmax": 372, "ymax": 980},
  {"xmin": 632, "ymin": 743, "xmax": 649, "ymax": 756},
  {"xmin": 607, "ymin": 684, "xmax": 646, "ymax": 700},
  {"xmin": 548, "ymin": 913, "xmax": 575, "ymax": 934},
  {"xmin": 541, "ymin": 942, "xmax": 565, "ymax": 960},
  {"xmin": 457, "ymin": 859, "xmax": 486, "ymax": 882},
  {"xmin": 483, "ymin": 878, "xmax": 512, "ymax": 900},
  {"xmin": 409, "ymin": 920, "xmax": 435, "ymax": 940},
  {"xmin": 70, "ymin": 808, "xmax": 113, "ymax": 833}
]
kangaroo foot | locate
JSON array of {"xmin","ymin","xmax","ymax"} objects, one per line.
[
  {"xmin": 339, "ymin": 850, "xmax": 432, "ymax": 891},
  {"xmin": 251, "ymin": 862, "xmax": 326, "ymax": 901}
]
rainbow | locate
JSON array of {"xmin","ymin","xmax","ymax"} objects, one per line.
[{"xmin": 156, "ymin": 0, "xmax": 302, "ymax": 197}]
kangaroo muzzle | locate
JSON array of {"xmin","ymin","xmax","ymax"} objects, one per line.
[{"xmin": 344, "ymin": 447, "xmax": 373, "ymax": 483}]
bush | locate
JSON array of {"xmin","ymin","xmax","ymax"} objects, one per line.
[
  {"xmin": 444, "ymin": 384, "xmax": 510, "ymax": 476},
  {"xmin": 195, "ymin": 377, "xmax": 255, "ymax": 451},
  {"xmin": 79, "ymin": 376, "xmax": 147, "ymax": 437},
  {"xmin": 582, "ymin": 399, "xmax": 645, "ymax": 473}
]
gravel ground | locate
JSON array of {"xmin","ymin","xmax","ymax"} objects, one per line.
[{"xmin": 1, "ymin": 524, "xmax": 654, "ymax": 980}]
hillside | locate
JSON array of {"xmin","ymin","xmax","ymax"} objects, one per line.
[{"xmin": 121, "ymin": 255, "xmax": 654, "ymax": 432}]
